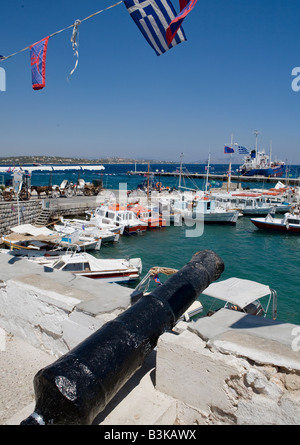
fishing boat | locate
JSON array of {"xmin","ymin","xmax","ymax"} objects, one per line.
[
  {"xmin": 54, "ymin": 218, "xmax": 120, "ymax": 243},
  {"xmin": 250, "ymin": 212, "xmax": 300, "ymax": 233},
  {"xmin": 181, "ymin": 198, "xmax": 239, "ymax": 225},
  {"xmin": 213, "ymin": 192, "xmax": 291, "ymax": 216},
  {"xmin": 89, "ymin": 205, "xmax": 148, "ymax": 235},
  {"xmin": 55, "ymin": 231, "xmax": 101, "ymax": 251},
  {"xmin": 1, "ymin": 233, "xmax": 61, "ymax": 252},
  {"xmin": 127, "ymin": 203, "xmax": 166, "ymax": 229},
  {"xmin": 2, "ymin": 223, "xmax": 101, "ymax": 252},
  {"xmin": 200, "ymin": 277, "xmax": 277, "ymax": 320},
  {"xmin": 1, "ymin": 223, "xmax": 61, "ymax": 252},
  {"xmin": 27, "ymin": 251, "xmax": 143, "ymax": 283}
]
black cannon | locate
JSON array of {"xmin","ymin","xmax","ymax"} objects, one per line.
[{"xmin": 21, "ymin": 250, "xmax": 224, "ymax": 425}]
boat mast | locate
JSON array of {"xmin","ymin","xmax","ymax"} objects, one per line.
[
  {"xmin": 253, "ymin": 129, "xmax": 261, "ymax": 152},
  {"xmin": 205, "ymin": 153, "xmax": 210, "ymax": 193},
  {"xmin": 178, "ymin": 152, "xmax": 183, "ymax": 190},
  {"xmin": 227, "ymin": 134, "xmax": 233, "ymax": 192},
  {"xmin": 147, "ymin": 162, "xmax": 150, "ymax": 204}
]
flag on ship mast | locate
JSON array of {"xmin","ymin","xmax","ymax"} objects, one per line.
[
  {"xmin": 224, "ymin": 146, "xmax": 234, "ymax": 153},
  {"xmin": 238, "ymin": 146, "xmax": 249, "ymax": 154}
]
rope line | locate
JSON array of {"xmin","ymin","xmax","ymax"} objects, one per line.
[{"xmin": 0, "ymin": 1, "xmax": 123, "ymax": 62}]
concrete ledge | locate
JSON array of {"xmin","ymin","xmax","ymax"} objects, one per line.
[{"xmin": 189, "ymin": 308, "xmax": 300, "ymax": 371}]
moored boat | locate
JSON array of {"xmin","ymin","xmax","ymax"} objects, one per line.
[
  {"xmin": 239, "ymin": 131, "xmax": 285, "ymax": 177},
  {"xmin": 251, "ymin": 212, "xmax": 300, "ymax": 233},
  {"xmin": 128, "ymin": 203, "xmax": 166, "ymax": 229},
  {"xmin": 88, "ymin": 205, "xmax": 148, "ymax": 235},
  {"xmin": 27, "ymin": 251, "xmax": 143, "ymax": 283},
  {"xmin": 200, "ymin": 277, "xmax": 278, "ymax": 319},
  {"xmin": 182, "ymin": 198, "xmax": 239, "ymax": 225}
]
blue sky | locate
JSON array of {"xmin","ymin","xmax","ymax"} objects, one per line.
[{"xmin": 0, "ymin": 0, "xmax": 300, "ymax": 163}]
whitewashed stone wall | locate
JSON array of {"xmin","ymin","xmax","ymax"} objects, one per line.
[
  {"xmin": 156, "ymin": 329, "xmax": 300, "ymax": 425},
  {"xmin": 0, "ymin": 273, "xmax": 116, "ymax": 357}
]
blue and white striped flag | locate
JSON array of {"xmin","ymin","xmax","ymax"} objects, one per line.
[
  {"xmin": 238, "ymin": 146, "xmax": 249, "ymax": 154},
  {"xmin": 124, "ymin": 0, "xmax": 187, "ymax": 56}
]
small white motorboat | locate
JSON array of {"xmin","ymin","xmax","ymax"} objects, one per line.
[
  {"xmin": 251, "ymin": 212, "xmax": 300, "ymax": 234},
  {"xmin": 27, "ymin": 251, "xmax": 142, "ymax": 283},
  {"xmin": 200, "ymin": 277, "xmax": 277, "ymax": 319}
]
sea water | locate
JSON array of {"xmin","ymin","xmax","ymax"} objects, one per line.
[{"xmin": 2, "ymin": 163, "xmax": 299, "ymax": 325}]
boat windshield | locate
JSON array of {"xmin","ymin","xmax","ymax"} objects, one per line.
[
  {"xmin": 52, "ymin": 260, "xmax": 91, "ymax": 271},
  {"xmin": 63, "ymin": 262, "xmax": 90, "ymax": 271},
  {"xmin": 53, "ymin": 260, "xmax": 65, "ymax": 270}
]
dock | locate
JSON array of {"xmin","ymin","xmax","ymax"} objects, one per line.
[{"xmin": 128, "ymin": 170, "xmax": 300, "ymax": 185}]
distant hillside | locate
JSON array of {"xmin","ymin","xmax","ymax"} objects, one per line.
[{"xmin": 0, "ymin": 156, "xmax": 175, "ymax": 165}]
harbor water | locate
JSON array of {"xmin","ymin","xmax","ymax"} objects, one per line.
[{"xmin": 2, "ymin": 163, "xmax": 300, "ymax": 325}]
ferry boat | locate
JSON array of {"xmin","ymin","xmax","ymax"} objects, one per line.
[
  {"xmin": 240, "ymin": 149, "xmax": 285, "ymax": 177},
  {"xmin": 239, "ymin": 131, "xmax": 285, "ymax": 177}
]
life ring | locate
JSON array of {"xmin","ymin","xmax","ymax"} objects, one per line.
[{"xmin": 156, "ymin": 182, "xmax": 162, "ymax": 188}]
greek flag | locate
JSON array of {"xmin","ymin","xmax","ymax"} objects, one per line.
[
  {"xmin": 238, "ymin": 146, "xmax": 249, "ymax": 154},
  {"xmin": 124, "ymin": 0, "xmax": 187, "ymax": 56}
]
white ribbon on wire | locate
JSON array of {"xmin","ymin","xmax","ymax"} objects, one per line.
[{"xmin": 67, "ymin": 19, "xmax": 81, "ymax": 80}]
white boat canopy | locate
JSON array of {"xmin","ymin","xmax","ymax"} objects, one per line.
[
  {"xmin": 10, "ymin": 224, "xmax": 53, "ymax": 236},
  {"xmin": 201, "ymin": 277, "xmax": 272, "ymax": 309}
]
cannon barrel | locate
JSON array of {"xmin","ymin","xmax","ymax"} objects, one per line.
[{"xmin": 21, "ymin": 250, "xmax": 224, "ymax": 425}]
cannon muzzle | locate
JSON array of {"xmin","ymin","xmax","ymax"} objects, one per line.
[{"xmin": 21, "ymin": 250, "xmax": 224, "ymax": 425}]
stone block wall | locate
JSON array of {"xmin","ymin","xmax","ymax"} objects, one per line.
[
  {"xmin": 0, "ymin": 200, "xmax": 42, "ymax": 235},
  {"xmin": 156, "ymin": 329, "xmax": 300, "ymax": 425}
]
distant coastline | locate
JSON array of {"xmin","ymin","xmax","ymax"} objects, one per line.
[
  {"xmin": 0, "ymin": 156, "xmax": 176, "ymax": 166},
  {"xmin": 1, "ymin": 155, "xmax": 299, "ymax": 167}
]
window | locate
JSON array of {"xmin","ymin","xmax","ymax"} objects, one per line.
[
  {"xmin": 53, "ymin": 261, "xmax": 65, "ymax": 270},
  {"xmin": 63, "ymin": 262, "xmax": 85, "ymax": 272}
]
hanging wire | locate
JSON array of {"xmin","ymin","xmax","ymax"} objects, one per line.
[{"xmin": 0, "ymin": 1, "xmax": 123, "ymax": 62}]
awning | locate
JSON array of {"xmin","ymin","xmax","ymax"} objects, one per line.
[
  {"xmin": 201, "ymin": 277, "xmax": 271, "ymax": 308},
  {"xmin": 10, "ymin": 224, "xmax": 53, "ymax": 236}
]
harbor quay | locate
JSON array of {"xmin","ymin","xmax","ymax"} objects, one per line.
[
  {"xmin": 0, "ymin": 249, "xmax": 299, "ymax": 425},
  {"xmin": 128, "ymin": 170, "xmax": 300, "ymax": 186},
  {"xmin": 0, "ymin": 190, "xmax": 299, "ymax": 425}
]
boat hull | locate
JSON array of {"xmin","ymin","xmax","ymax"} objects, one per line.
[
  {"xmin": 251, "ymin": 218, "xmax": 300, "ymax": 233},
  {"xmin": 241, "ymin": 165, "xmax": 285, "ymax": 177},
  {"xmin": 74, "ymin": 271, "xmax": 140, "ymax": 282},
  {"xmin": 123, "ymin": 225, "xmax": 148, "ymax": 235},
  {"xmin": 184, "ymin": 211, "xmax": 238, "ymax": 225},
  {"xmin": 242, "ymin": 205, "xmax": 290, "ymax": 216}
]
